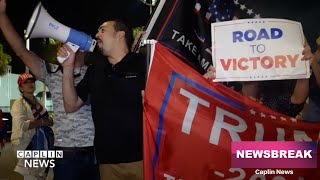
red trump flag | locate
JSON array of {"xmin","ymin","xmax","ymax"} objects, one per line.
[{"xmin": 143, "ymin": 43, "xmax": 320, "ymax": 180}]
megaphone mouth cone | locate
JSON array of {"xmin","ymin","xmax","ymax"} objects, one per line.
[
  {"xmin": 24, "ymin": 2, "xmax": 43, "ymax": 40},
  {"xmin": 23, "ymin": 3, "xmax": 95, "ymax": 52}
]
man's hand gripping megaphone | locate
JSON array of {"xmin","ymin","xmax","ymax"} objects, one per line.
[
  {"xmin": 57, "ymin": 42, "xmax": 80, "ymax": 63},
  {"xmin": 57, "ymin": 43, "xmax": 78, "ymax": 67}
]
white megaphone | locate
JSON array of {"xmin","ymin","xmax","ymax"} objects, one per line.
[{"xmin": 25, "ymin": 2, "xmax": 96, "ymax": 63}]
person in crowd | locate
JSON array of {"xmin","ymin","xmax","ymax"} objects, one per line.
[
  {"xmin": 0, "ymin": 0, "xmax": 99, "ymax": 179},
  {"xmin": 203, "ymin": 42, "xmax": 314, "ymax": 117},
  {"xmin": 303, "ymin": 36, "xmax": 320, "ymax": 121},
  {"xmin": 60, "ymin": 19, "xmax": 144, "ymax": 180},
  {"xmin": 11, "ymin": 73, "xmax": 54, "ymax": 180}
]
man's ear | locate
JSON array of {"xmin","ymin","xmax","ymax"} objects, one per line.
[{"xmin": 117, "ymin": 31, "xmax": 125, "ymax": 39}]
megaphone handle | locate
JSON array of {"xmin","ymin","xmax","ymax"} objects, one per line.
[{"xmin": 57, "ymin": 42, "xmax": 80, "ymax": 64}]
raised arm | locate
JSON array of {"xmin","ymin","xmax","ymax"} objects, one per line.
[
  {"xmin": 290, "ymin": 41, "xmax": 313, "ymax": 104},
  {"xmin": 58, "ymin": 45, "xmax": 84, "ymax": 112},
  {"xmin": 131, "ymin": 31, "xmax": 145, "ymax": 52},
  {"xmin": 0, "ymin": 0, "xmax": 42, "ymax": 78}
]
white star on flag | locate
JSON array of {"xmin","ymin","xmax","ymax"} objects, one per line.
[
  {"xmin": 240, "ymin": 4, "xmax": 246, "ymax": 10},
  {"xmin": 205, "ymin": 12, "xmax": 212, "ymax": 20},
  {"xmin": 280, "ymin": 117, "xmax": 287, "ymax": 121},
  {"xmin": 260, "ymin": 112, "xmax": 266, "ymax": 118},
  {"xmin": 247, "ymin": 9, "xmax": 253, "ymax": 15},
  {"xmin": 234, "ymin": 0, "xmax": 239, "ymax": 5},
  {"xmin": 254, "ymin": 14, "xmax": 261, "ymax": 19},
  {"xmin": 250, "ymin": 109, "xmax": 256, "ymax": 115},
  {"xmin": 291, "ymin": 118, "xmax": 297, "ymax": 123},
  {"xmin": 270, "ymin": 115, "xmax": 276, "ymax": 119}
]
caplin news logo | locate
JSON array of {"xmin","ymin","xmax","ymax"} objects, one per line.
[{"xmin": 17, "ymin": 150, "xmax": 63, "ymax": 168}]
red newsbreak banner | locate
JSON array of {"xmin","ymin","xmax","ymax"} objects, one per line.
[
  {"xmin": 232, "ymin": 141, "xmax": 317, "ymax": 168},
  {"xmin": 143, "ymin": 43, "xmax": 320, "ymax": 180}
]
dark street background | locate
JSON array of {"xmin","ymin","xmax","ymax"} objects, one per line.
[{"xmin": 0, "ymin": 0, "xmax": 318, "ymax": 74}]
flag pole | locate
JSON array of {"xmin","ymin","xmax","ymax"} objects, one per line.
[
  {"xmin": 132, "ymin": 0, "xmax": 162, "ymax": 53},
  {"xmin": 145, "ymin": 40, "xmax": 151, "ymax": 83},
  {"xmin": 144, "ymin": 39, "xmax": 157, "ymax": 81},
  {"xmin": 149, "ymin": 0, "xmax": 153, "ymax": 15}
]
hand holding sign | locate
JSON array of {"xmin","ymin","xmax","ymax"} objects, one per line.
[{"xmin": 203, "ymin": 65, "xmax": 216, "ymax": 80}]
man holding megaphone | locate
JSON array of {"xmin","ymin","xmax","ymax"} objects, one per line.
[
  {"xmin": 0, "ymin": 0, "xmax": 99, "ymax": 179},
  {"xmin": 61, "ymin": 19, "xmax": 145, "ymax": 180}
]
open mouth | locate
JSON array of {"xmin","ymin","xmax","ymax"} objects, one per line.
[
  {"xmin": 96, "ymin": 39, "xmax": 103, "ymax": 47},
  {"xmin": 96, "ymin": 39, "xmax": 102, "ymax": 44}
]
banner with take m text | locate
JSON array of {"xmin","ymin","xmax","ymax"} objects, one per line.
[
  {"xmin": 143, "ymin": 43, "xmax": 320, "ymax": 180},
  {"xmin": 143, "ymin": 0, "xmax": 259, "ymax": 74}
]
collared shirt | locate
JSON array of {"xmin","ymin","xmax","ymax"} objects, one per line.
[
  {"xmin": 39, "ymin": 60, "xmax": 95, "ymax": 147},
  {"xmin": 77, "ymin": 52, "xmax": 145, "ymax": 163}
]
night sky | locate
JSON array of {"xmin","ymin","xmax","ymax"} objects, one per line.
[
  {"xmin": 1, "ymin": 0, "xmax": 151, "ymax": 73},
  {"xmin": 1, "ymin": 0, "xmax": 319, "ymax": 74}
]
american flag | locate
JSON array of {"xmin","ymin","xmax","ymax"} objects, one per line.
[{"xmin": 144, "ymin": 0, "xmax": 261, "ymax": 74}]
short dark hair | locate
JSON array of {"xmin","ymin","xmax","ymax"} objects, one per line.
[{"xmin": 111, "ymin": 19, "xmax": 133, "ymax": 50}]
